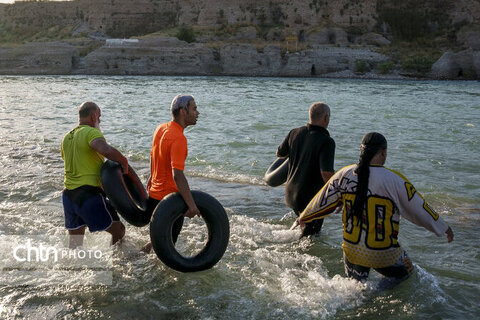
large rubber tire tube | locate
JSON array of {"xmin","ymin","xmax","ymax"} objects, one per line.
[
  {"xmin": 150, "ymin": 190, "xmax": 230, "ymax": 272},
  {"xmin": 264, "ymin": 157, "xmax": 288, "ymax": 187},
  {"xmin": 101, "ymin": 160, "xmax": 150, "ymax": 227}
]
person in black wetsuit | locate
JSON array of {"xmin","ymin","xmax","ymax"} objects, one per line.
[{"xmin": 276, "ymin": 102, "xmax": 335, "ymax": 238}]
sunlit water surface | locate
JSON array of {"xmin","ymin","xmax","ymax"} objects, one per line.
[{"xmin": 0, "ymin": 76, "xmax": 479, "ymax": 319}]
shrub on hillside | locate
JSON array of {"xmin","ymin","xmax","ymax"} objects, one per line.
[
  {"xmin": 378, "ymin": 1, "xmax": 453, "ymax": 41},
  {"xmin": 376, "ymin": 61, "xmax": 396, "ymax": 74},
  {"xmin": 354, "ymin": 59, "xmax": 370, "ymax": 74},
  {"xmin": 402, "ymin": 55, "xmax": 434, "ymax": 76},
  {"xmin": 463, "ymin": 67, "xmax": 477, "ymax": 80},
  {"xmin": 380, "ymin": 8, "xmax": 427, "ymax": 41},
  {"xmin": 176, "ymin": 26, "xmax": 195, "ymax": 43}
]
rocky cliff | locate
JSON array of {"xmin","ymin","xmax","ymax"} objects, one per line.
[
  {"xmin": 0, "ymin": 38, "xmax": 395, "ymax": 77},
  {"xmin": 1, "ymin": 0, "xmax": 378, "ymax": 38},
  {"xmin": 2, "ymin": 0, "xmax": 479, "ymax": 38},
  {"xmin": 0, "ymin": 0, "xmax": 479, "ymax": 79},
  {"xmin": 0, "ymin": 42, "xmax": 77, "ymax": 75}
]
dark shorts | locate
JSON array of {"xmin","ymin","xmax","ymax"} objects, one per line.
[
  {"xmin": 62, "ymin": 186, "xmax": 120, "ymax": 232},
  {"xmin": 344, "ymin": 250, "xmax": 414, "ymax": 281}
]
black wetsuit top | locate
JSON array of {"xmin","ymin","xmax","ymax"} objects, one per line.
[{"xmin": 277, "ymin": 124, "xmax": 335, "ymax": 213}]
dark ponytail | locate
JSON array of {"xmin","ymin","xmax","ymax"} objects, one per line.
[{"xmin": 353, "ymin": 132, "xmax": 387, "ymax": 224}]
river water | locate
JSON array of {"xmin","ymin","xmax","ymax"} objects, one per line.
[{"xmin": 0, "ymin": 76, "xmax": 479, "ymax": 319}]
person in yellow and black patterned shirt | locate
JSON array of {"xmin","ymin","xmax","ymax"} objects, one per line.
[{"xmin": 296, "ymin": 132, "xmax": 454, "ymax": 282}]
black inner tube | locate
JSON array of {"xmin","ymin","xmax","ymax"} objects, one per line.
[
  {"xmin": 264, "ymin": 157, "xmax": 288, "ymax": 187},
  {"xmin": 101, "ymin": 160, "xmax": 150, "ymax": 227},
  {"xmin": 149, "ymin": 190, "xmax": 230, "ymax": 272}
]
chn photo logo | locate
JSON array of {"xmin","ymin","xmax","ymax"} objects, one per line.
[
  {"xmin": 12, "ymin": 239, "xmax": 103, "ymax": 263},
  {"xmin": 0, "ymin": 235, "xmax": 113, "ymax": 286}
]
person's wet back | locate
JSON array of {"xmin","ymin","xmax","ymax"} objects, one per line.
[{"xmin": 277, "ymin": 102, "xmax": 335, "ymax": 238}]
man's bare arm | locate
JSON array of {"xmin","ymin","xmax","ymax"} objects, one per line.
[{"xmin": 90, "ymin": 138, "xmax": 128, "ymax": 174}]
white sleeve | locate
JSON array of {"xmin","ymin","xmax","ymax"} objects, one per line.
[{"xmin": 393, "ymin": 176, "xmax": 448, "ymax": 237}]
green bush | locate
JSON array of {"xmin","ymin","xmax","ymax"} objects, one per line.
[
  {"xmin": 402, "ymin": 55, "xmax": 434, "ymax": 75},
  {"xmin": 376, "ymin": 61, "xmax": 396, "ymax": 74},
  {"xmin": 380, "ymin": 8, "xmax": 427, "ymax": 41},
  {"xmin": 354, "ymin": 59, "xmax": 370, "ymax": 74},
  {"xmin": 175, "ymin": 26, "xmax": 195, "ymax": 43},
  {"xmin": 378, "ymin": 1, "xmax": 452, "ymax": 42},
  {"xmin": 463, "ymin": 67, "xmax": 477, "ymax": 80}
]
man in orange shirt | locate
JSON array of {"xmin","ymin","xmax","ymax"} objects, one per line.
[{"xmin": 142, "ymin": 94, "xmax": 200, "ymax": 252}]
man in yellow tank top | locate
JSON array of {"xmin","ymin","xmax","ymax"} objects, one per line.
[{"xmin": 61, "ymin": 102, "xmax": 129, "ymax": 248}]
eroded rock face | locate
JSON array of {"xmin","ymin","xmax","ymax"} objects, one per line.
[
  {"xmin": 0, "ymin": 38, "xmax": 396, "ymax": 77},
  {"xmin": 431, "ymin": 49, "xmax": 478, "ymax": 79},
  {"xmin": 83, "ymin": 38, "xmax": 219, "ymax": 75},
  {"xmin": 357, "ymin": 33, "xmax": 391, "ymax": 47},
  {"xmin": 80, "ymin": 39, "xmax": 392, "ymax": 77},
  {"xmin": 431, "ymin": 52, "xmax": 460, "ymax": 79},
  {"xmin": 265, "ymin": 28, "xmax": 286, "ymax": 41},
  {"xmin": 0, "ymin": 0, "xmax": 377, "ymax": 39},
  {"xmin": 280, "ymin": 47, "xmax": 389, "ymax": 76},
  {"xmin": 235, "ymin": 26, "xmax": 257, "ymax": 40},
  {"xmin": 0, "ymin": 42, "xmax": 77, "ymax": 75},
  {"xmin": 305, "ymin": 28, "xmax": 349, "ymax": 45},
  {"xmin": 219, "ymin": 44, "xmax": 282, "ymax": 76},
  {"xmin": 457, "ymin": 29, "xmax": 480, "ymax": 50},
  {"xmin": 3, "ymin": 0, "xmax": 479, "ymax": 40},
  {"xmin": 0, "ymin": 37, "xmax": 475, "ymax": 79},
  {"xmin": 474, "ymin": 52, "xmax": 480, "ymax": 77}
]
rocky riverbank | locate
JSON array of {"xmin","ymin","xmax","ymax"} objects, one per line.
[{"xmin": 1, "ymin": 37, "xmax": 478, "ymax": 80}]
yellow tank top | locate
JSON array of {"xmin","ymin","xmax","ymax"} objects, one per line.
[{"xmin": 61, "ymin": 125, "xmax": 104, "ymax": 190}]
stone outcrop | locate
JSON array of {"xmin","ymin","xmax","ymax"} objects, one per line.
[
  {"xmin": 265, "ymin": 28, "xmax": 286, "ymax": 41},
  {"xmin": 83, "ymin": 38, "xmax": 391, "ymax": 77},
  {"xmin": 188, "ymin": 0, "xmax": 379, "ymax": 32},
  {"xmin": 305, "ymin": 28, "xmax": 349, "ymax": 46},
  {"xmin": 220, "ymin": 44, "xmax": 282, "ymax": 76},
  {"xmin": 457, "ymin": 29, "xmax": 480, "ymax": 50},
  {"xmin": 83, "ymin": 38, "xmax": 218, "ymax": 75},
  {"xmin": 430, "ymin": 49, "xmax": 479, "ymax": 79},
  {"xmin": 281, "ymin": 47, "xmax": 388, "ymax": 77},
  {"xmin": 0, "ymin": 37, "xmax": 394, "ymax": 77},
  {"xmin": 235, "ymin": 26, "xmax": 257, "ymax": 41},
  {"xmin": 282, "ymin": 29, "xmax": 388, "ymax": 48},
  {"xmin": 0, "ymin": 42, "xmax": 78, "ymax": 75},
  {"xmin": 357, "ymin": 33, "xmax": 391, "ymax": 47}
]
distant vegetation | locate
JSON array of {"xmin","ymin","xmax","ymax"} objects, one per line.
[
  {"xmin": 401, "ymin": 55, "xmax": 435, "ymax": 76},
  {"xmin": 175, "ymin": 26, "xmax": 196, "ymax": 43},
  {"xmin": 354, "ymin": 59, "xmax": 370, "ymax": 74},
  {"xmin": 377, "ymin": 0, "xmax": 454, "ymax": 41},
  {"xmin": 0, "ymin": 22, "xmax": 73, "ymax": 44},
  {"xmin": 375, "ymin": 61, "xmax": 395, "ymax": 74}
]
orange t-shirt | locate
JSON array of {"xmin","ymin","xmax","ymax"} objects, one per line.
[{"xmin": 149, "ymin": 121, "xmax": 187, "ymax": 200}]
